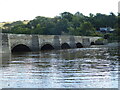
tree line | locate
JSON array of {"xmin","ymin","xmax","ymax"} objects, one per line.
[{"xmin": 2, "ymin": 12, "xmax": 119, "ymax": 41}]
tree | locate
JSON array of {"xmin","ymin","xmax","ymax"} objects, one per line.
[
  {"xmin": 78, "ymin": 21, "xmax": 96, "ymax": 36},
  {"xmin": 3, "ymin": 11, "xmax": 117, "ymax": 38},
  {"xmin": 60, "ymin": 12, "xmax": 73, "ymax": 22},
  {"xmin": 54, "ymin": 19, "xmax": 69, "ymax": 35},
  {"xmin": 10, "ymin": 24, "xmax": 30, "ymax": 34}
]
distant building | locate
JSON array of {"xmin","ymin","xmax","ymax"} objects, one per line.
[{"xmin": 99, "ymin": 27, "xmax": 114, "ymax": 33}]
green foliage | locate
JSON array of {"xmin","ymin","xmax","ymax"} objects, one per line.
[
  {"xmin": 95, "ymin": 38, "xmax": 105, "ymax": 45},
  {"xmin": 78, "ymin": 21, "xmax": 96, "ymax": 36},
  {"xmin": 68, "ymin": 27, "xmax": 79, "ymax": 35},
  {"xmin": 9, "ymin": 24, "xmax": 30, "ymax": 34},
  {"xmin": 60, "ymin": 12, "xmax": 73, "ymax": 22},
  {"xmin": 2, "ymin": 12, "xmax": 117, "ymax": 40},
  {"xmin": 107, "ymin": 15, "xmax": 120, "ymax": 42}
]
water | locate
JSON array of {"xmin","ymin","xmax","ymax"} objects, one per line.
[{"xmin": 0, "ymin": 45, "xmax": 119, "ymax": 88}]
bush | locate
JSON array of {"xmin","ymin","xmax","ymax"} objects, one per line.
[{"xmin": 95, "ymin": 38, "xmax": 106, "ymax": 45}]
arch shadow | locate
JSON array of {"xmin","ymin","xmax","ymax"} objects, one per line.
[
  {"xmin": 41, "ymin": 44, "xmax": 54, "ymax": 50},
  {"xmin": 61, "ymin": 43, "xmax": 71, "ymax": 49},
  {"xmin": 12, "ymin": 44, "xmax": 31, "ymax": 53},
  {"xmin": 91, "ymin": 42, "xmax": 95, "ymax": 45},
  {"xmin": 76, "ymin": 42, "xmax": 83, "ymax": 48}
]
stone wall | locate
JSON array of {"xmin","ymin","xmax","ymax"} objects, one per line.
[
  {"xmin": 1, "ymin": 33, "xmax": 102, "ymax": 53},
  {"xmin": 2, "ymin": 34, "xmax": 10, "ymax": 53}
]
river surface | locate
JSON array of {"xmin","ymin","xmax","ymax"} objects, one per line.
[{"xmin": 0, "ymin": 44, "xmax": 119, "ymax": 88}]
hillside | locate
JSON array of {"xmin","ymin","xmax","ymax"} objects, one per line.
[{"xmin": 0, "ymin": 20, "xmax": 30, "ymax": 28}]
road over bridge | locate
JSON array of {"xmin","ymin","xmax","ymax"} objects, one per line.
[{"xmin": 0, "ymin": 33, "xmax": 102, "ymax": 53}]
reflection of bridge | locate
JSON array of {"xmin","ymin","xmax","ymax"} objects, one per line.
[{"xmin": 1, "ymin": 33, "xmax": 102, "ymax": 53}]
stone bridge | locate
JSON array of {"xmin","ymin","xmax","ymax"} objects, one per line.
[{"xmin": 0, "ymin": 33, "xmax": 102, "ymax": 53}]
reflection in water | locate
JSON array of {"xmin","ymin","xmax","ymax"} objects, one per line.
[
  {"xmin": 1, "ymin": 53, "xmax": 11, "ymax": 67},
  {"xmin": 0, "ymin": 45, "xmax": 119, "ymax": 88}
]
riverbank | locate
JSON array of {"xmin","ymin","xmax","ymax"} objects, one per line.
[
  {"xmin": 90, "ymin": 42, "xmax": 120, "ymax": 50},
  {"xmin": 105, "ymin": 42, "xmax": 120, "ymax": 47}
]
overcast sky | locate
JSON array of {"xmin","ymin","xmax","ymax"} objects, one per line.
[{"xmin": 0, "ymin": 0, "xmax": 119, "ymax": 22}]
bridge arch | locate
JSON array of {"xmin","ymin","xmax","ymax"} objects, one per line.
[
  {"xmin": 61, "ymin": 43, "xmax": 71, "ymax": 49},
  {"xmin": 76, "ymin": 42, "xmax": 83, "ymax": 48},
  {"xmin": 91, "ymin": 42, "xmax": 95, "ymax": 45},
  {"xmin": 40, "ymin": 43, "xmax": 54, "ymax": 50},
  {"xmin": 12, "ymin": 44, "xmax": 31, "ymax": 53}
]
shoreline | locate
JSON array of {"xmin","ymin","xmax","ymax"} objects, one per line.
[{"xmin": 106, "ymin": 42, "xmax": 120, "ymax": 47}]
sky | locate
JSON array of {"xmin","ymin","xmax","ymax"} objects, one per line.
[{"xmin": 0, "ymin": 0, "xmax": 119, "ymax": 22}]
